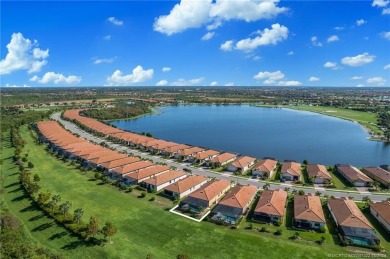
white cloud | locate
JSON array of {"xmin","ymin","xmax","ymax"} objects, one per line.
[
  {"xmin": 356, "ymin": 84, "xmax": 365, "ymax": 87},
  {"xmin": 311, "ymin": 36, "xmax": 322, "ymax": 47},
  {"xmin": 384, "ymin": 64, "xmax": 390, "ymax": 70},
  {"xmin": 382, "ymin": 8, "xmax": 390, "ymax": 14},
  {"xmin": 278, "ymin": 80, "xmax": 302, "ymax": 86},
  {"xmin": 93, "ymin": 57, "xmax": 116, "ymax": 64},
  {"xmin": 323, "ymin": 62, "xmax": 340, "ymax": 70},
  {"xmin": 171, "ymin": 77, "xmax": 205, "ymax": 86},
  {"xmin": 162, "ymin": 67, "xmax": 171, "ymax": 72},
  {"xmin": 106, "ymin": 65, "xmax": 154, "ymax": 86},
  {"xmin": 234, "ymin": 23, "xmax": 288, "ymax": 51},
  {"xmin": 372, "ymin": 0, "xmax": 389, "ymax": 7},
  {"xmin": 210, "ymin": 81, "xmax": 218, "ymax": 86},
  {"xmin": 224, "ymin": 82, "xmax": 234, "ymax": 86},
  {"xmin": 327, "ymin": 35, "xmax": 339, "ymax": 43},
  {"xmin": 254, "ymin": 70, "xmax": 285, "ymax": 84},
  {"xmin": 201, "ymin": 31, "xmax": 215, "ymax": 40},
  {"xmin": 156, "ymin": 80, "xmax": 168, "ymax": 86},
  {"xmin": 252, "ymin": 55, "xmax": 261, "ymax": 61},
  {"xmin": 341, "ymin": 53, "xmax": 375, "ymax": 67},
  {"xmin": 153, "ymin": 0, "xmax": 287, "ymax": 35},
  {"xmin": 220, "ymin": 40, "xmax": 234, "ymax": 51},
  {"xmin": 287, "ymin": 51, "xmax": 294, "ymax": 55},
  {"xmin": 3, "ymin": 83, "xmax": 30, "ymax": 88},
  {"xmin": 381, "ymin": 31, "xmax": 390, "ymax": 40},
  {"xmin": 32, "ymin": 72, "xmax": 81, "ymax": 84},
  {"xmin": 334, "ymin": 26, "xmax": 345, "ymax": 30},
  {"xmin": 367, "ymin": 77, "xmax": 386, "ymax": 85},
  {"xmin": 153, "ymin": 0, "xmax": 212, "ymax": 35},
  {"xmin": 103, "ymin": 35, "xmax": 111, "ymax": 40},
  {"xmin": 356, "ymin": 19, "xmax": 367, "ymax": 26},
  {"xmin": 0, "ymin": 33, "xmax": 49, "ymax": 75},
  {"xmin": 309, "ymin": 76, "xmax": 320, "ymax": 82},
  {"xmin": 107, "ymin": 17, "xmax": 123, "ymax": 26},
  {"xmin": 350, "ymin": 76, "xmax": 363, "ymax": 80}
]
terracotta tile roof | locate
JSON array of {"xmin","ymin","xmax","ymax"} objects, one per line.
[
  {"xmin": 195, "ymin": 150, "xmax": 220, "ymax": 160},
  {"xmin": 73, "ymin": 146, "xmax": 106, "ymax": 156},
  {"xmin": 294, "ymin": 194, "xmax": 325, "ymax": 223},
  {"xmin": 253, "ymin": 159, "xmax": 278, "ymax": 173},
  {"xmin": 151, "ymin": 141, "xmax": 179, "ymax": 150},
  {"xmin": 217, "ymin": 185, "xmax": 258, "ymax": 209},
  {"xmin": 163, "ymin": 175, "xmax": 208, "ymax": 194},
  {"xmin": 328, "ymin": 198, "xmax": 373, "ymax": 229},
  {"xmin": 113, "ymin": 160, "xmax": 154, "ymax": 175},
  {"xmin": 143, "ymin": 170, "xmax": 187, "ymax": 186},
  {"xmin": 99, "ymin": 156, "xmax": 141, "ymax": 170},
  {"xmin": 211, "ymin": 153, "xmax": 237, "ymax": 164},
  {"xmin": 337, "ymin": 165, "xmax": 373, "ymax": 183},
  {"xmin": 231, "ymin": 156, "xmax": 256, "ymax": 169},
  {"xmin": 255, "ymin": 189, "xmax": 287, "ymax": 216},
  {"xmin": 125, "ymin": 165, "xmax": 170, "ymax": 180},
  {"xmin": 88, "ymin": 153, "xmax": 128, "ymax": 165},
  {"xmin": 281, "ymin": 161, "xmax": 302, "ymax": 176},
  {"xmin": 162, "ymin": 144, "xmax": 191, "ymax": 153},
  {"xmin": 362, "ymin": 167, "xmax": 390, "ymax": 184},
  {"xmin": 141, "ymin": 139, "xmax": 165, "ymax": 148},
  {"xmin": 369, "ymin": 201, "xmax": 390, "ymax": 226},
  {"xmin": 306, "ymin": 164, "xmax": 332, "ymax": 180},
  {"xmin": 79, "ymin": 150, "xmax": 116, "ymax": 160},
  {"xmin": 188, "ymin": 179, "xmax": 230, "ymax": 202},
  {"xmin": 179, "ymin": 147, "xmax": 205, "ymax": 156}
]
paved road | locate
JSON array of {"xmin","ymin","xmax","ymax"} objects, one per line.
[{"xmin": 51, "ymin": 112, "xmax": 390, "ymax": 202}]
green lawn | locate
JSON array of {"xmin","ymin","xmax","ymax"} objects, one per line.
[
  {"xmin": 280, "ymin": 106, "xmax": 381, "ymax": 135},
  {"xmin": 2, "ymin": 125, "xmax": 386, "ymax": 258}
]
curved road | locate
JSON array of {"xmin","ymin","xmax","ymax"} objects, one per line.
[{"xmin": 51, "ymin": 112, "xmax": 390, "ymax": 202}]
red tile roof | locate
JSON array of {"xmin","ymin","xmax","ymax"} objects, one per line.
[
  {"xmin": 328, "ymin": 198, "xmax": 373, "ymax": 229},
  {"xmin": 163, "ymin": 175, "xmax": 208, "ymax": 194},
  {"xmin": 255, "ymin": 189, "xmax": 288, "ymax": 216},
  {"xmin": 253, "ymin": 159, "xmax": 278, "ymax": 173},
  {"xmin": 217, "ymin": 185, "xmax": 258, "ymax": 209},
  {"xmin": 306, "ymin": 164, "xmax": 332, "ymax": 180},
  {"xmin": 369, "ymin": 201, "xmax": 390, "ymax": 226},
  {"xmin": 211, "ymin": 152, "xmax": 237, "ymax": 164},
  {"xmin": 188, "ymin": 179, "xmax": 230, "ymax": 202},
  {"xmin": 231, "ymin": 156, "xmax": 256, "ymax": 169},
  {"xmin": 294, "ymin": 194, "xmax": 325, "ymax": 223},
  {"xmin": 281, "ymin": 161, "xmax": 302, "ymax": 176},
  {"xmin": 142, "ymin": 170, "xmax": 187, "ymax": 186}
]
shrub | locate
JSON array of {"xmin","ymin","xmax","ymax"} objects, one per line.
[
  {"xmin": 246, "ymin": 223, "xmax": 254, "ymax": 230},
  {"xmin": 274, "ymin": 229, "xmax": 283, "ymax": 236},
  {"xmin": 149, "ymin": 196, "xmax": 155, "ymax": 201},
  {"xmin": 259, "ymin": 227, "xmax": 267, "ymax": 232},
  {"xmin": 318, "ymin": 226, "xmax": 326, "ymax": 233},
  {"xmin": 274, "ymin": 220, "xmax": 282, "ymax": 226},
  {"xmin": 140, "ymin": 192, "xmax": 146, "ymax": 198},
  {"xmin": 128, "ymin": 187, "xmax": 134, "ymax": 193}
]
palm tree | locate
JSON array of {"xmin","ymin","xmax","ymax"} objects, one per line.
[
  {"xmin": 263, "ymin": 183, "xmax": 270, "ymax": 190},
  {"xmin": 284, "ymin": 187, "xmax": 290, "ymax": 193},
  {"xmin": 73, "ymin": 208, "xmax": 84, "ymax": 228},
  {"xmin": 59, "ymin": 201, "xmax": 72, "ymax": 220},
  {"xmin": 315, "ymin": 191, "xmax": 321, "ymax": 197}
]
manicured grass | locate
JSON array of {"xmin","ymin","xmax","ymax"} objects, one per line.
[
  {"xmin": 2, "ymin": 125, "xmax": 381, "ymax": 258},
  {"xmin": 281, "ymin": 105, "xmax": 381, "ymax": 135},
  {"xmin": 327, "ymin": 170, "xmax": 356, "ymax": 191}
]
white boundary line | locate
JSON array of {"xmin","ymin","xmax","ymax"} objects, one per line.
[{"xmin": 169, "ymin": 205, "xmax": 211, "ymax": 222}]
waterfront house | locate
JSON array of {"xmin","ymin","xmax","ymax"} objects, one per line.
[
  {"xmin": 211, "ymin": 185, "xmax": 258, "ymax": 224},
  {"xmin": 253, "ymin": 189, "xmax": 288, "ymax": 223},
  {"xmin": 294, "ymin": 194, "xmax": 326, "ymax": 229},
  {"xmin": 281, "ymin": 161, "xmax": 302, "ymax": 181},
  {"xmin": 336, "ymin": 165, "xmax": 373, "ymax": 187},
  {"xmin": 252, "ymin": 159, "xmax": 278, "ymax": 179},
  {"xmin": 193, "ymin": 150, "xmax": 220, "ymax": 165},
  {"xmin": 306, "ymin": 164, "xmax": 332, "ymax": 184},
  {"xmin": 227, "ymin": 156, "xmax": 256, "ymax": 173},
  {"xmin": 328, "ymin": 197, "xmax": 380, "ymax": 246},
  {"xmin": 362, "ymin": 167, "xmax": 390, "ymax": 188},
  {"xmin": 210, "ymin": 152, "xmax": 237, "ymax": 168}
]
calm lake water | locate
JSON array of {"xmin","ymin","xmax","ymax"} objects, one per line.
[{"xmin": 110, "ymin": 105, "xmax": 390, "ymax": 167}]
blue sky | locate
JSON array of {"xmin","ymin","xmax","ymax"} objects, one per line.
[{"xmin": 1, "ymin": 0, "xmax": 389, "ymax": 87}]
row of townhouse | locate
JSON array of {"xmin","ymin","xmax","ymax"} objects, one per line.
[{"xmin": 62, "ymin": 109, "xmax": 389, "ymax": 189}]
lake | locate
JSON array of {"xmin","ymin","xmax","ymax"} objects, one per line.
[{"xmin": 110, "ymin": 105, "xmax": 390, "ymax": 167}]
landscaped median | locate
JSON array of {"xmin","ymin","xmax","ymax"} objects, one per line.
[{"xmin": 2, "ymin": 124, "xmax": 369, "ymax": 258}]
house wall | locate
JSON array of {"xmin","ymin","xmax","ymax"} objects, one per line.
[
  {"xmin": 313, "ymin": 177, "xmax": 325, "ymax": 184},
  {"xmin": 370, "ymin": 207, "xmax": 390, "ymax": 232},
  {"xmin": 362, "ymin": 170, "xmax": 389, "ymax": 188},
  {"xmin": 148, "ymin": 174, "xmax": 188, "ymax": 192},
  {"xmin": 227, "ymin": 165, "xmax": 238, "ymax": 172},
  {"xmin": 281, "ymin": 172, "xmax": 293, "ymax": 181},
  {"xmin": 295, "ymin": 219, "xmax": 325, "ymax": 229},
  {"xmin": 171, "ymin": 180, "xmax": 208, "ymax": 199}
]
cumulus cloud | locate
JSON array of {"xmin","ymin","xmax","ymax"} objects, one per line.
[
  {"xmin": 31, "ymin": 72, "xmax": 81, "ymax": 84},
  {"xmin": 153, "ymin": 0, "xmax": 287, "ymax": 35},
  {"xmin": 356, "ymin": 84, "xmax": 365, "ymax": 87},
  {"xmin": 201, "ymin": 31, "xmax": 215, "ymax": 40},
  {"xmin": 0, "ymin": 33, "xmax": 49, "ymax": 75},
  {"xmin": 327, "ymin": 35, "xmax": 339, "ymax": 43},
  {"xmin": 350, "ymin": 76, "xmax": 363, "ymax": 80},
  {"xmin": 156, "ymin": 80, "xmax": 168, "ymax": 86},
  {"xmin": 341, "ymin": 53, "xmax": 375, "ymax": 67},
  {"xmin": 309, "ymin": 77, "xmax": 320, "ymax": 82},
  {"xmin": 311, "ymin": 36, "xmax": 322, "ymax": 47},
  {"xmin": 171, "ymin": 77, "xmax": 205, "ymax": 86},
  {"xmin": 103, "ymin": 35, "xmax": 111, "ymax": 40},
  {"xmin": 367, "ymin": 77, "xmax": 386, "ymax": 85},
  {"xmin": 224, "ymin": 82, "xmax": 234, "ymax": 86},
  {"xmin": 220, "ymin": 40, "xmax": 234, "ymax": 51},
  {"xmin": 381, "ymin": 31, "xmax": 390, "ymax": 40},
  {"xmin": 162, "ymin": 67, "xmax": 171, "ymax": 72},
  {"xmin": 3, "ymin": 83, "xmax": 30, "ymax": 88},
  {"xmin": 253, "ymin": 70, "xmax": 301, "ymax": 86},
  {"xmin": 334, "ymin": 26, "xmax": 345, "ymax": 30},
  {"xmin": 372, "ymin": 0, "xmax": 389, "ymax": 7},
  {"xmin": 234, "ymin": 23, "xmax": 288, "ymax": 51},
  {"xmin": 356, "ymin": 19, "xmax": 367, "ymax": 26},
  {"xmin": 106, "ymin": 65, "xmax": 154, "ymax": 86},
  {"xmin": 384, "ymin": 64, "xmax": 390, "ymax": 70},
  {"xmin": 210, "ymin": 81, "xmax": 218, "ymax": 86},
  {"xmin": 323, "ymin": 62, "xmax": 340, "ymax": 70},
  {"xmin": 287, "ymin": 51, "xmax": 294, "ymax": 55},
  {"xmin": 383, "ymin": 8, "xmax": 390, "ymax": 14},
  {"xmin": 107, "ymin": 17, "xmax": 123, "ymax": 26}
]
